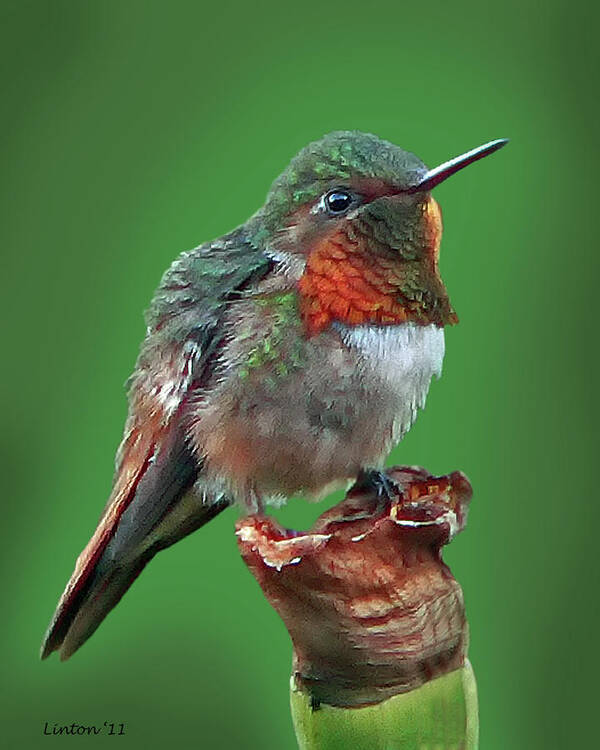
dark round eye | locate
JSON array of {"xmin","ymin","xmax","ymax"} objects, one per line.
[{"xmin": 324, "ymin": 190, "xmax": 353, "ymax": 215}]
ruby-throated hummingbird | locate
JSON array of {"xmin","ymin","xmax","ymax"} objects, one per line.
[{"xmin": 41, "ymin": 131, "xmax": 507, "ymax": 661}]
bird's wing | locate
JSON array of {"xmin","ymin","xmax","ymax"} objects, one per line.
[{"xmin": 41, "ymin": 232, "xmax": 272, "ymax": 660}]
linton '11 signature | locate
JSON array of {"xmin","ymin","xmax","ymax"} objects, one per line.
[{"xmin": 43, "ymin": 722, "xmax": 125, "ymax": 736}]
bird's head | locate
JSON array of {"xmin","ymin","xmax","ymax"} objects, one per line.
[{"xmin": 254, "ymin": 130, "xmax": 507, "ymax": 335}]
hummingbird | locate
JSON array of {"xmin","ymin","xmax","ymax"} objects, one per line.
[{"xmin": 41, "ymin": 131, "xmax": 507, "ymax": 661}]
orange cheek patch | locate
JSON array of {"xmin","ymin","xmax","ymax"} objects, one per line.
[
  {"xmin": 298, "ymin": 235, "xmax": 416, "ymax": 335},
  {"xmin": 297, "ymin": 196, "xmax": 455, "ymax": 336},
  {"xmin": 423, "ymin": 197, "xmax": 443, "ymax": 263}
]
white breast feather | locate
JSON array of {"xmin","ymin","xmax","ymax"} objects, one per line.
[{"xmin": 336, "ymin": 322, "xmax": 445, "ymax": 443}]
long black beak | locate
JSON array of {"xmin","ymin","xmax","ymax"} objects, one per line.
[{"xmin": 410, "ymin": 138, "xmax": 509, "ymax": 192}]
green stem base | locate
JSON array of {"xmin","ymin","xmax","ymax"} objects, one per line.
[{"xmin": 290, "ymin": 660, "xmax": 479, "ymax": 750}]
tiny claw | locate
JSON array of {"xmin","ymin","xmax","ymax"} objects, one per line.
[
  {"xmin": 337, "ymin": 469, "xmax": 400, "ymax": 521},
  {"xmin": 354, "ymin": 468, "xmax": 399, "ymax": 502}
]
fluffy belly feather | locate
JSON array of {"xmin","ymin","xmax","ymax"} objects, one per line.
[
  {"xmin": 192, "ymin": 322, "xmax": 444, "ymax": 504},
  {"xmin": 334, "ymin": 322, "xmax": 445, "ymax": 446}
]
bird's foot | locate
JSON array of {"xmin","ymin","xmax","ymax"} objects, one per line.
[
  {"xmin": 244, "ymin": 488, "xmax": 265, "ymax": 516},
  {"xmin": 342, "ymin": 469, "xmax": 400, "ymax": 520},
  {"xmin": 354, "ymin": 468, "xmax": 399, "ymax": 502}
]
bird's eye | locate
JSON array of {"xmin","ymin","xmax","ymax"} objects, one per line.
[{"xmin": 324, "ymin": 190, "xmax": 353, "ymax": 215}]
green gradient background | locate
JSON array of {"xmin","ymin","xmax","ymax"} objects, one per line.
[{"xmin": 1, "ymin": 1, "xmax": 598, "ymax": 748}]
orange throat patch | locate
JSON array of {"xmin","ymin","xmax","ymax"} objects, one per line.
[{"xmin": 298, "ymin": 198, "xmax": 456, "ymax": 335}]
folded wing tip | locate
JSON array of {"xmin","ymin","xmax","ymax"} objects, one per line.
[{"xmin": 40, "ymin": 619, "xmax": 62, "ymax": 660}]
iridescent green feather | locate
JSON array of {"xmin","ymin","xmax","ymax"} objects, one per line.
[
  {"xmin": 258, "ymin": 131, "xmax": 429, "ymax": 238},
  {"xmin": 239, "ymin": 292, "xmax": 303, "ymax": 380}
]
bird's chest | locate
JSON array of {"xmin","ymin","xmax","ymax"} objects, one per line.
[
  {"xmin": 194, "ymin": 303, "xmax": 445, "ymax": 497},
  {"xmin": 332, "ymin": 322, "xmax": 445, "ymax": 442}
]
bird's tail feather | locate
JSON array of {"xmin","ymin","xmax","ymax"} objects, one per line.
[{"xmin": 41, "ymin": 421, "xmax": 230, "ymax": 661}]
